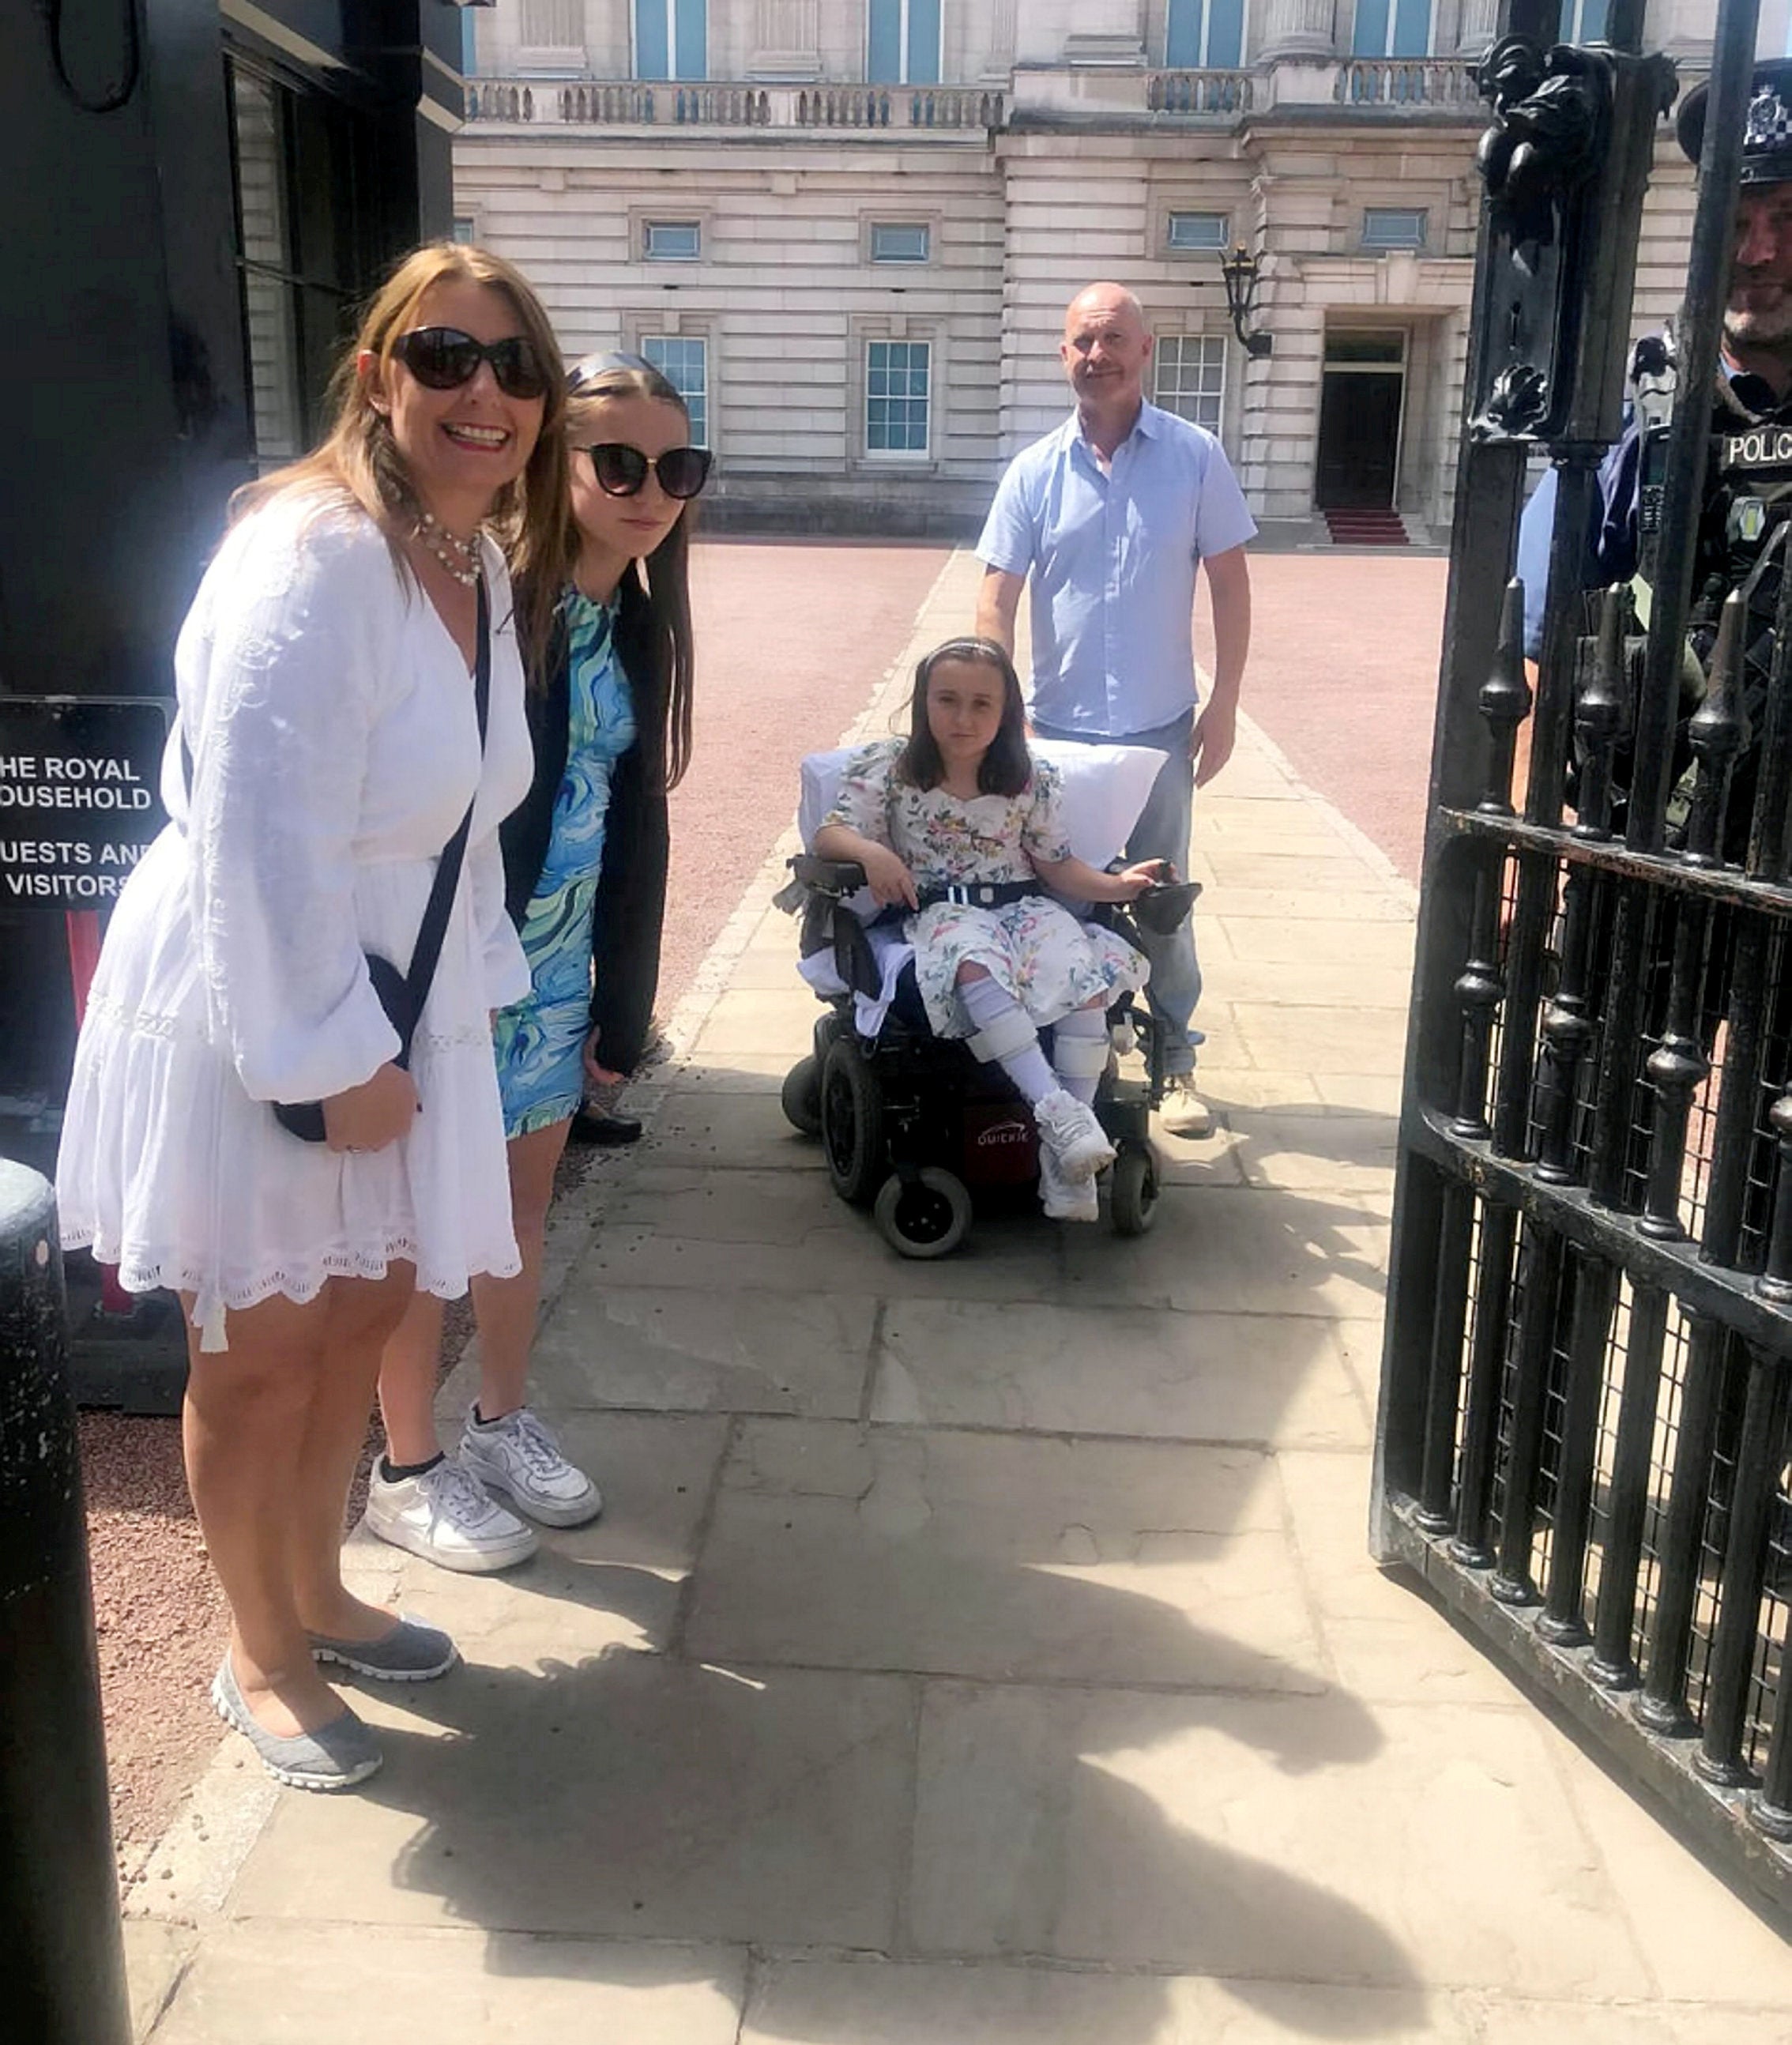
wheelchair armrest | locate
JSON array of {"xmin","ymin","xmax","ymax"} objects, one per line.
[
  {"xmin": 789, "ymin": 853, "xmax": 868, "ymax": 898},
  {"xmin": 1131, "ymin": 877, "xmax": 1202, "ymax": 936}
]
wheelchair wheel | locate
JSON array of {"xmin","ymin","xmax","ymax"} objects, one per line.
[
  {"xmin": 820, "ymin": 1039, "xmax": 884, "ymax": 1204},
  {"xmin": 875, "ymin": 1168, "xmax": 972, "ymax": 1260},
  {"xmin": 781, "ymin": 1054, "xmax": 823, "ymax": 1137},
  {"xmin": 1109, "ymin": 1144, "xmax": 1158, "ymax": 1237}
]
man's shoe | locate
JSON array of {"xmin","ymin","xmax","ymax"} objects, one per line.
[
  {"xmin": 459, "ymin": 1407, "xmax": 604, "ymax": 1529},
  {"xmin": 1158, "ymin": 1075, "xmax": 1214, "ymax": 1139},
  {"xmin": 211, "ymin": 1655, "xmax": 382, "ymax": 1792},
  {"xmin": 1032, "ymin": 1088, "xmax": 1116, "ymax": 1183},
  {"xmin": 567, "ymin": 1108, "xmax": 643, "ymax": 1147},
  {"xmin": 309, "ymin": 1612, "xmax": 459, "ymax": 1682},
  {"xmin": 1038, "ymin": 1146, "xmax": 1100, "ymax": 1222},
  {"xmin": 366, "ymin": 1456, "xmax": 539, "ymax": 1574}
]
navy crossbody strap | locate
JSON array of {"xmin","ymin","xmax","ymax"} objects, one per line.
[{"xmin": 397, "ymin": 576, "xmax": 491, "ymax": 1045}]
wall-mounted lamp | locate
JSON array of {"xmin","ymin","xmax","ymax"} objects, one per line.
[{"xmin": 1219, "ymin": 244, "xmax": 1274, "ymax": 357}]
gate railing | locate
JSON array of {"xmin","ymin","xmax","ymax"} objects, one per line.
[{"xmin": 1373, "ymin": 0, "xmax": 1792, "ymax": 1917}]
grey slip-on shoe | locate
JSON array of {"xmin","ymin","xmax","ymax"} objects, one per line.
[
  {"xmin": 308, "ymin": 1612, "xmax": 459, "ymax": 1682},
  {"xmin": 211, "ymin": 1655, "xmax": 383, "ymax": 1791}
]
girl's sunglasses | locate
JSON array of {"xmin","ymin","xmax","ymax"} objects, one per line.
[
  {"xmin": 393, "ymin": 326, "xmax": 549, "ymax": 401},
  {"xmin": 585, "ymin": 442, "xmax": 712, "ymax": 500}
]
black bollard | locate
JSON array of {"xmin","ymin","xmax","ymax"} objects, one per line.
[{"xmin": 0, "ymin": 1160, "xmax": 131, "ymax": 2044}]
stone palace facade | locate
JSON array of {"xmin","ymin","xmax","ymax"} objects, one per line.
[{"xmin": 454, "ymin": 0, "xmax": 1743, "ymax": 540}]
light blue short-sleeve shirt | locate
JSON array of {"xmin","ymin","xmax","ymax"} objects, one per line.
[{"xmin": 975, "ymin": 401, "xmax": 1258, "ymax": 737}]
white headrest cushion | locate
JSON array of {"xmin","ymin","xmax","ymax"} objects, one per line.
[{"xmin": 799, "ymin": 739, "xmax": 1165, "ymax": 900}]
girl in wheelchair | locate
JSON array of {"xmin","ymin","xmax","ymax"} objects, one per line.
[{"xmin": 813, "ymin": 635, "xmax": 1165, "ymax": 1221}]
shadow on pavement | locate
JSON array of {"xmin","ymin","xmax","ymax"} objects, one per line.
[{"xmin": 329, "ymin": 1538, "xmax": 1426, "ymax": 2038}]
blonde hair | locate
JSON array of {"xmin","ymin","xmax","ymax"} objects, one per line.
[{"xmin": 231, "ymin": 241, "xmax": 570, "ymax": 649}]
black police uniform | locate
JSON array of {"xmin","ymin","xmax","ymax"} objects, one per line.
[{"xmin": 1517, "ymin": 59, "xmax": 1792, "ymax": 854}]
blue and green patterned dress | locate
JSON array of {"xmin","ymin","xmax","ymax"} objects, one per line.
[{"xmin": 492, "ymin": 590, "xmax": 638, "ymax": 1138}]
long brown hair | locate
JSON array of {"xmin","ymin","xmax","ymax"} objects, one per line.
[
  {"xmin": 514, "ymin": 352, "xmax": 699, "ymax": 790},
  {"xmin": 230, "ymin": 241, "xmax": 569, "ymax": 652},
  {"xmin": 898, "ymin": 637, "xmax": 1033, "ymax": 797}
]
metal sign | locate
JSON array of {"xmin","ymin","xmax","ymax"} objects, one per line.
[{"xmin": 0, "ymin": 698, "xmax": 169, "ymax": 906}]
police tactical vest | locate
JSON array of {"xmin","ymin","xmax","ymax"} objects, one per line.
[{"xmin": 1622, "ymin": 343, "xmax": 1792, "ymax": 851}]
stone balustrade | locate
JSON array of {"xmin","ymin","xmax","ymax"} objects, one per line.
[
  {"xmin": 1146, "ymin": 70, "xmax": 1254, "ymax": 115},
  {"xmin": 1334, "ymin": 58, "xmax": 1482, "ymax": 107},
  {"xmin": 463, "ymin": 78, "xmax": 1005, "ymax": 131},
  {"xmin": 463, "ymin": 60, "xmax": 1484, "ymax": 130}
]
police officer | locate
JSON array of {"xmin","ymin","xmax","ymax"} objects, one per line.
[
  {"xmin": 1519, "ymin": 68, "xmax": 1792, "ymax": 1553},
  {"xmin": 1519, "ymin": 54, "xmax": 1792, "ymax": 787}
]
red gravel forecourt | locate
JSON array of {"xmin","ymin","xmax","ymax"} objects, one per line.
[{"xmin": 1201, "ymin": 548, "xmax": 1448, "ymax": 885}]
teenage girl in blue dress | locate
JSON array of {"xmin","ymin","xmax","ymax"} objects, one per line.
[{"xmin": 370, "ymin": 353, "xmax": 706, "ymax": 1571}]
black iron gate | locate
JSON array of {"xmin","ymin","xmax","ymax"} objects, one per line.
[{"xmin": 1372, "ymin": 0, "xmax": 1792, "ymax": 1915}]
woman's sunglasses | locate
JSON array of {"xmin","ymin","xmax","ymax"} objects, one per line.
[
  {"xmin": 393, "ymin": 326, "xmax": 550, "ymax": 401},
  {"xmin": 584, "ymin": 442, "xmax": 712, "ymax": 501}
]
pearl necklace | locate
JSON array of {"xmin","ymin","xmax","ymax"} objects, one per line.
[{"xmin": 414, "ymin": 509, "xmax": 482, "ymax": 586}]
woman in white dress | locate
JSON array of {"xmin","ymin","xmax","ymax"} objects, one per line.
[{"xmin": 55, "ymin": 243, "xmax": 567, "ymax": 1789}]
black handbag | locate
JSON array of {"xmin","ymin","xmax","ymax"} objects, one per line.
[{"xmin": 273, "ymin": 578, "xmax": 492, "ymax": 1143}]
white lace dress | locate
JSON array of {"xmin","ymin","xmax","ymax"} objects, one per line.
[
  {"xmin": 824, "ymin": 738, "xmax": 1146, "ymax": 1038},
  {"xmin": 55, "ymin": 497, "xmax": 533, "ymax": 1351}
]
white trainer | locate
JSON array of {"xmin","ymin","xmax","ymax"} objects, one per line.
[
  {"xmin": 1032, "ymin": 1087, "xmax": 1116, "ymax": 1184},
  {"xmin": 1158, "ymin": 1075, "xmax": 1214, "ymax": 1139},
  {"xmin": 366, "ymin": 1456, "xmax": 539, "ymax": 1575},
  {"xmin": 459, "ymin": 1407, "xmax": 603, "ymax": 1529},
  {"xmin": 1038, "ymin": 1145, "xmax": 1100, "ymax": 1222}
]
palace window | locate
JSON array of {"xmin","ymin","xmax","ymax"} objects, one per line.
[
  {"xmin": 866, "ymin": 340, "xmax": 931, "ymax": 456},
  {"xmin": 1362, "ymin": 207, "xmax": 1428, "ymax": 250},
  {"xmin": 642, "ymin": 335, "xmax": 710, "ymax": 448},
  {"xmin": 635, "ymin": 0, "xmax": 707, "ymax": 81},
  {"xmin": 867, "ymin": 0, "xmax": 941, "ymax": 85},
  {"xmin": 1154, "ymin": 335, "xmax": 1225, "ymax": 435},
  {"xmin": 1350, "ymin": 0, "xmax": 1432, "ymax": 58},
  {"xmin": 870, "ymin": 221, "xmax": 931, "ymax": 264},
  {"xmin": 642, "ymin": 219, "xmax": 702, "ymax": 261},
  {"xmin": 1166, "ymin": 0, "xmax": 1243, "ymax": 69},
  {"xmin": 1167, "ymin": 211, "xmax": 1228, "ymax": 252}
]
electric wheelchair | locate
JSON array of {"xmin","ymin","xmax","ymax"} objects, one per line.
[{"xmin": 776, "ymin": 744, "xmax": 1197, "ymax": 1260}]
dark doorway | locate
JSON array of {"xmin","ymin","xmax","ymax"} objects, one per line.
[{"xmin": 1315, "ymin": 368, "xmax": 1403, "ymax": 509}]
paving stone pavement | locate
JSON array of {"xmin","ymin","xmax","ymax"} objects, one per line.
[{"xmin": 123, "ymin": 553, "xmax": 1792, "ymax": 2042}]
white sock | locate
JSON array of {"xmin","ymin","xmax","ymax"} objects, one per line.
[
  {"xmin": 958, "ymin": 974, "xmax": 1056, "ymax": 1104},
  {"xmin": 1051, "ymin": 1007, "xmax": 1107, "ymax": 1105}
]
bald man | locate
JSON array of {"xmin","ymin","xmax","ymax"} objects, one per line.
[{"xmin": 975, "ymin": 284, "xmax": 1255, "ymax": 1137}]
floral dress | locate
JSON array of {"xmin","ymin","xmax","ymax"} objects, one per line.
[
  {"xmin": 824, "ymin": 737, "xmax": 1146, "ymax": 1039},
  {"xmin": 491, "ymin": 590, "xmax": 637, "ymax": 1137}
]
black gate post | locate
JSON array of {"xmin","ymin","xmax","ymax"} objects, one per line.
[{"xmin": 0, "ymin": 1160, "xmax": 131, "ymax": 2045}]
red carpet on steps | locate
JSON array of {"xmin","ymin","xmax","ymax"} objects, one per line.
[{"xmin": 1323, "ymin": 507, "xmax": 1409, "ymax": 545}]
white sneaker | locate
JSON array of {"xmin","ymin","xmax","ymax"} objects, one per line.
[
  {"xmin": 1038, "ymin": 1146, "xmax": 1100, "ymax": 1222},
  {"xmin": 459, "ymin": 1407, "xmax": 604, "ymax": 1529},
  {"xmin": 1158, "ymin": 1075, "xmax": 1214, "ymax": 1139},
  {"xmin": 1032, "ymin": 1087, "xmax": 1116, "ymax": 1184},
  {"xmin": 366, "ymin": 1456, "xmax": 538, "ymax": 1575}
]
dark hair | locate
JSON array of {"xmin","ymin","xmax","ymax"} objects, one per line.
[
  {"xmin": 512, "ymin": 351, "xmax": 698, "ymax": 789},
  {"xmin": 896, "ymin": 637, "xmax": 1032, "ymax": 798}
]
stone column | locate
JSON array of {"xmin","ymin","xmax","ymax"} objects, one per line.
[
  {"xmin": 748, "ymin": 0, "xmax": 820, "ymax": 78},
  {"xmin": 1256, "ymin": 0, "xmax": 1338, "ymax": 61},
  {"xmin": 981, "ymin": 0, "xmax": 1018, "ymax": 82}
]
